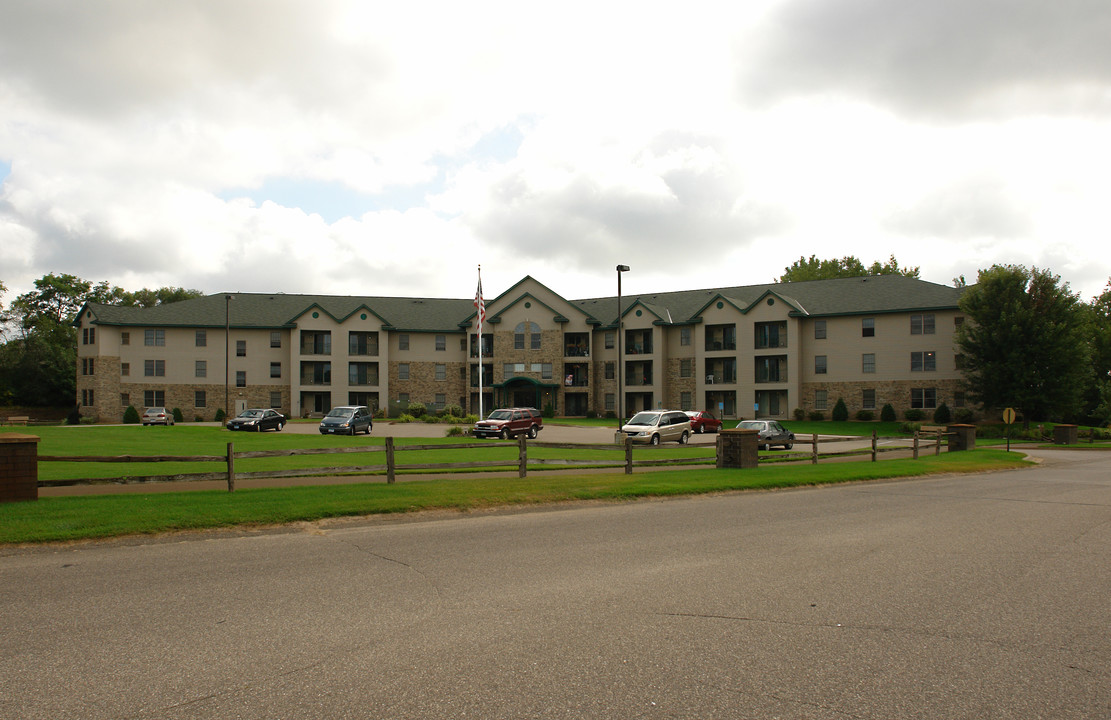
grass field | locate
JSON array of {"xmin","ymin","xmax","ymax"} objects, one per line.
[{"xmin": 0, "ymin": 449, "xmax": 1031, "ymax": 544}]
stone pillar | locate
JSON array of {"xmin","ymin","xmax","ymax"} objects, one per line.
[
  {"xmin": 0, "ymin": 433, "xmax": 40, "ymax": 503},
  {"xmin": 1053, "ymin": 424, "xmax": 1078, "ymax": 445},
  {"xmin": 947, "ymin": 424, "xmax": 976, "ymax": 452},
  {"xmin": 717, "ymin": 428, "xmax": 759, "ymax": 469}
]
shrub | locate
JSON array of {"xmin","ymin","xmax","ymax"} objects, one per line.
[
  {"xmin": 66, "ymin": 406, "xmax": 82, "ymax": 425},
  {"xmin": 586, "ymin": 409, "xmax": 598, "ymax": 419},
  {"xmin": 953, "ymin": 408, "xmax": 975, "ymax": 424},
  {"xmin": 396, "ymin": 413, "xmax": 416, "ymax": 423},
  {"xmin": 899, "ymin": 421, "xmax": 921, "ymax": 434},
  {"xmin": 932, "ymin": 403, "xmax": 951, "ymax": 424},
  {"xmin": 832, "ymin": 398, "xmax": 848, "ymax": 422},
  {"xmin": 793, "ymin": 408, "xmax": 805, "ymax": 421},
  {"xmin": 604, "ymin": 411, "xmax": 616, "ymax": 419},
  {"xmin": 422, "ymin": 414, "xmax": 439, "ymax": 423},
  {"xmin": 214, "ymin": 408, "xmax": 226, "ymax": 422},
  {"xmin": 880, "ymin": 404, "xmax": 897, "ymax": 422},
  {"xmin": 194, "ymin": 416, "xmax": 204, "ymax": 423},
  {"xmin": 855, "ymin": 410, "xmax": 874, "ymax": 421},
  {"xmin": 542, "ymin": 403, "xmax": 555, "ymax": 418},
  {"xmin": 172, "ymin": 407, "xmax": 184, "ymax": 423},
  {"xmin": 443, "ymin": 404, "xmax": 464, "ymax": 419},
  {"xmin": 445, "ymin": 425, "xmax": 465, "ymax": 437},
  {"xmin": 123, "ymin": 405, "xmax": 140, "ymax": 424},
  {"xmin": 808, "ymin": 411, "xmax": 825, "ymax": 421},
  {"xmin": 407, "ymin": 402, "xmax": 426, "ymax": 418},
  {"xmin": 904, "ymin": 408, "xmax": 925, "ymax": 421}
]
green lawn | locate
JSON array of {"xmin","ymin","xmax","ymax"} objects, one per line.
[{"xmin": 0, "ymin": 449, "xmax": 1030, "ymax": 544}]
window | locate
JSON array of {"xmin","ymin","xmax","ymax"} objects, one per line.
[
  {"xmin": 680, "ymin": 358, "xmax": 692, "ymax": 378},
  {"xmin": 195, "ymin": 391, "xmax": 207, "ymax": 408},
  {"xmin": 121, "ymin": 331, "xmax": 130, "ymax": 345},
  {"xmin": 398, "ymin": 363, "xmax": 409, "ymax": 380},
  {"xmin": 862, "ymin": 318, "xmax": 874, "ymax": 337},
  {"xmin": 270, "ymin": 392, "xmax": 282, "ymax": 408},
  {"xmin": 196, "ymin": 330, "xmax": 206, "ymax": 347},
  {"xmin": 270, "ymin": 362, "xmax": 282, "ymax": 378},
  {"xmin": 605, "ymin": 362, "xmax": 615, "ymax": 380},
  {"xmin": 911, "ymin": 351, "xmax": 936, "ymax": 372},
  {"xmin": 350, "ymin": 363, "xmax": 377, "ymax": 385},
  {"xmin": 236, "ymin": 340, "xmax": 246, "ymax": 357},
  {"xmin": 435, "ymin": 364, "xmax": 446, "ymax": 381},
  {"xmin": 145, "ymin": 329, "xmax": 165, "ymax": 346},
  {"xmin": 815, "ymin": 355, "xmax": 827, "ymax": 374},
  {"xmin": 121, "ymin": 393, "xmax": 129, "ymax": 407},
  {"xmin": 81, "ymin": 358, "xmax": 94, "ymax": 375},
  {"xmin": 195, "ymin": 360, "xmax": 207, "ymax": 378},
  {"xmin": 911, "ymin": 314, "xmax": 935, "ymax": 335},
  {"xmin": 121, "ymin": 363, "xmax": 130, "ymax": 376},
  {"xmin": 862, "ymin": 389, "xmax": 876, "ymax": 410},
  {"xmin": 435, "ymin": 394, "xmax": 446, "ymax": 411},
  {"xmin": 680, "ymin": 327, "xmax": 691, "ymax": 346},
  {"xmin": 270, "ymin": 331, "xmax": 281, "ymax": 348},
  {"xmin": 514, "ymin": 322, "xmax": 540, "ymax": 350},
  {"xmin": 349, "ymin": 332, "xmax": 379, "ymax": 356},
  {"xmin": 436, "ymin": 335, "xmax": 446, "ymax": 351},
  {"xmin": 144, "ymin": 359, "xmax": 165, "ymax": 377},
  {"xmin": 815, "ymin": 390, "xmax": 828, "ymax": 411},
  {"xmin": 82, "ymin": 327, "xmax": 96, "ymax": 344},
  {"xmin": 754, "ymin": 322, "xmax": 787, "ymax": 349},
  {"xmin": 81, "ymin": 389, "xmax": 94, "ymax": 406},
  {"xmin": 605, "ymin": 393, "xmax": 615, "ymax": 411},
  {"xmin": 398, "ymin": 393, "xmax": 409, "ymax": 405},
  {"xmin": 541, "ymin": 363, "xmax": 552, "ymax": 380},
  {"xmin": 399, "ymin": 334, "xmax": 409, "ymax": 351},
  {"xmin": 911, "ymin": 388, "xmax": 937, "ymax": 409},
  {"xmin": 236, "ymin": 371, "xmax": 246, "ymax": 387},
  {"xmin": 680, "ymin": 391, "xmax": 692, "ymax": 410},
  {"xmin": 814, "ymin": 320, "xmax": 827, "ymax": 339},
  {"xmin": 755, "ymin": 356, "xmax": 787, "ymax": 383},
  {"xmin": 605, "ymin": 332, "xmax": 615, "ymax": 350},
  {"xmin": 143, "ymin": 390, "xmax": 165, "ymax": 407},
  {"xmin": 862, "ymin": 353, "xmax": 875, "ymax": 374}
]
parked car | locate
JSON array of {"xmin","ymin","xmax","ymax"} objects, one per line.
[
  {"xmin": 472, "ymin": 407, "xmax": 543, "ymax": 439},
  {"xmin": 621, "ymin": 410, "xmax": 691, "ymax": 445},
  {"xmin": 735, "ymin": 419, "xmax": 795, "ymax": 450},
  {"xmin": 319, "ymin": 405, "xmax": 374, "ymax": 435},
  {"xmin": 141, "ymin": 407, "xmax": 174, "ymax": 426},
  {"xmin": 227, "ymin": 408, "xmax": 285, "ymax": 432},
  {"xmin": 685, "ymin": 410, "xmax": 723, "ymax": 434}
]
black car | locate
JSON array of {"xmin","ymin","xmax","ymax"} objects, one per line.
[
  {"xmin": 319, "ymin": 405, "xmax": 374, "ymax": 435},
  {"xmin": 227, "ymin": 408, "xmax": 286, "ymax": 432}
]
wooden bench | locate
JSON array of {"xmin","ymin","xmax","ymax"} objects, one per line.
[{"xmin": 3, "ymin": 416, "xmax": 30, "ymax": 426}]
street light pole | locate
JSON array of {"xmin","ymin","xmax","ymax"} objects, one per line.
[
  {"xmin": 225, "ymin": 294, "xmax": 232, "ymax": 421},
  {"xmin": 616, "ymin": 265, "xmax": 630, "ymax": 439}
]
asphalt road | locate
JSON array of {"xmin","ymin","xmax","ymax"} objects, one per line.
[{"xmin": 4, "ymin": 448, "xmax": 1109, "ymax": 719}]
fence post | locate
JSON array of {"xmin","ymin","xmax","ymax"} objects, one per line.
[
  {"xmin": 226, "ymin": 442, "xmax": 235, "ymax": 492},
  {"xmin": 811, "ymin": 433, "xmax": 818, "ymax": 465},
  {"xmin": 385, "ymin": 436, "xmax": 396, "ymax": 483},
  {"xmin": 935, "ymin": 429, "xmax": 942, "ymax": 456},
  {"xmin": 625, "ymin": 436, "xmax": 633, "ymax": 474},
  {"xmin": 871, "ymin": 430, "xmax": 877, "ymax": 462},
  {"xmin": 912, "ymin": 432, "xmax": 919, "ymax": 460},
  {"xmin": 518, "ymin": 434, "xmax": 527, "ymax": 478}
]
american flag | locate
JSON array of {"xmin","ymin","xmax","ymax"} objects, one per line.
[{"xmin": 474, "ymin": 267, "xmax": 485, "ymax": 334}]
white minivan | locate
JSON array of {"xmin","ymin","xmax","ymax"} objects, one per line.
[{"xmin": 621, "ymin": 410, "xmax": 692, "ymax": 445}]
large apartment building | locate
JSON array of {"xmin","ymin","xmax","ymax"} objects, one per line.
[{"xmin": 74, "ymin": 275, "xmax": 968, "ymax": 422}]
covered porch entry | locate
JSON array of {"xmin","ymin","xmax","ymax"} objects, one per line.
[{"xmin": 493, "ymin": 376, "xmax": 558, "ymax": 413}]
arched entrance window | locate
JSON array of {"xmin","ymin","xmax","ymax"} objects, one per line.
[{"xmin": 514, "ymin": 321, "xmax": 541, "ymax": 350}]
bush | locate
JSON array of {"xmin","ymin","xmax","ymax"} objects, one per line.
[
  {"xmin": 66, "ymin": 405, "xmax": 82, "ymax": 425},
  {"xmin": 123, "ymin": 405, "xmax": 140, "ymax": 424},
  {"xmin": 793, "ymin": 408, "xmax": 805, "ymax": 421},
  {"xmin": 172, "ymin": 407, "xmax": 184, "ymax": 423},
  {"xmin": 443, "ymin": 404, "xmax": 464, "ymax": 419},
  {"xmin": 396, "ymin": 413, "xmax": 415, "ymax": 423},
  {"xmin": 855, "ymin": 410, "xmax": 874, "ymax": 421},
  {"xmin": 832, "ymin": 398, "xmax": 848, "ymax": 422},
  {"xmin": 898, "ymin": 421, "xmax": 921, "ymax": 434},
  {"xmin": 880, "ymin": 404, "xmax": 897, "ymax": 422},
  {"xmin": 953, "ymin": 407, "xmax": 975, "ymax": 424},
  {"xmin": 407, "ymin": 402, "xmax": 426, "ymax": 418},
  {"xmin": 904, "ymin": 408, "xmax": 925, "ymax": 421},
  {"xmin": 808, "ymin": 411, "xmax": 825, "ymax": 421},
  {"xmin": 194, "ymin": 416, "xmax": 204, "ymax": 423},
  {"xmin": 542, "ymin": 403, "xmax": 555, "ymax": 418},
  {"xmin": 214, "ymin": 408, "xmax": 226, "ymax": 422},
  {"xmin": 604, "ymin": 411, "xmax": 616, "ymax": 419},
  {"xmin": 933, "ymin": 403, "xmax": 951, "ymax": 424},
  {"xmin": 422, "ymin": 414, "xmax": 439, "ymax": 423},
  {"xmin": 586, "ymin": 409, "xmax": 598, "ymax": 419},
  {"xmin": 445, "ymin": 425, "xmax": 465, "ymax": 437}
]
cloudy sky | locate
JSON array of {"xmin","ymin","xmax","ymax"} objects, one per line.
[{"xmin": 2, "ymin": 0, "xmax": 1110, "ymax": 307}]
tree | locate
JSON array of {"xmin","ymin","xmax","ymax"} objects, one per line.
[
  {"xmin": 777, "ymin": 254, "xmax": 919, "ymax": 283},
  {"xmin": 956, "ymin": 265, "xmax": 1090, "ymax": 427},
  {"xmin": 1085, "ymin": 280, "xmax": 1111, "ymax": 424}
]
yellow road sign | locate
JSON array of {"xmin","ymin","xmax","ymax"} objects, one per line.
[{"xmin": 1003, "ymin": 408, "xmax": 1016, "ymax": 425}]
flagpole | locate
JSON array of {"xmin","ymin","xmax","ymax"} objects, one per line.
[{"xmin": 476, "ymin": 265, "xmax": 484, "ymax": 420}]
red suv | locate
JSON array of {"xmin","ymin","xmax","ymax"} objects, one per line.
[{"xmin": 472, "ymin": 408, "xmax": 543, "ymax": 439}]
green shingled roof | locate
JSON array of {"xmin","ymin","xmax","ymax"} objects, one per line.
[{"xmin": 83, "ymin": 275, "xmax": 966, "ymax": 330}]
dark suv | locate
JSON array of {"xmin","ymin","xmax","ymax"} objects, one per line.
[
  {"xmin": 319, "ymin": 405, "xmax": 374, "ymax": 435},
  {"xmin": 472, "ymin": 407, "xmax": 543, "ymax": 439}
]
